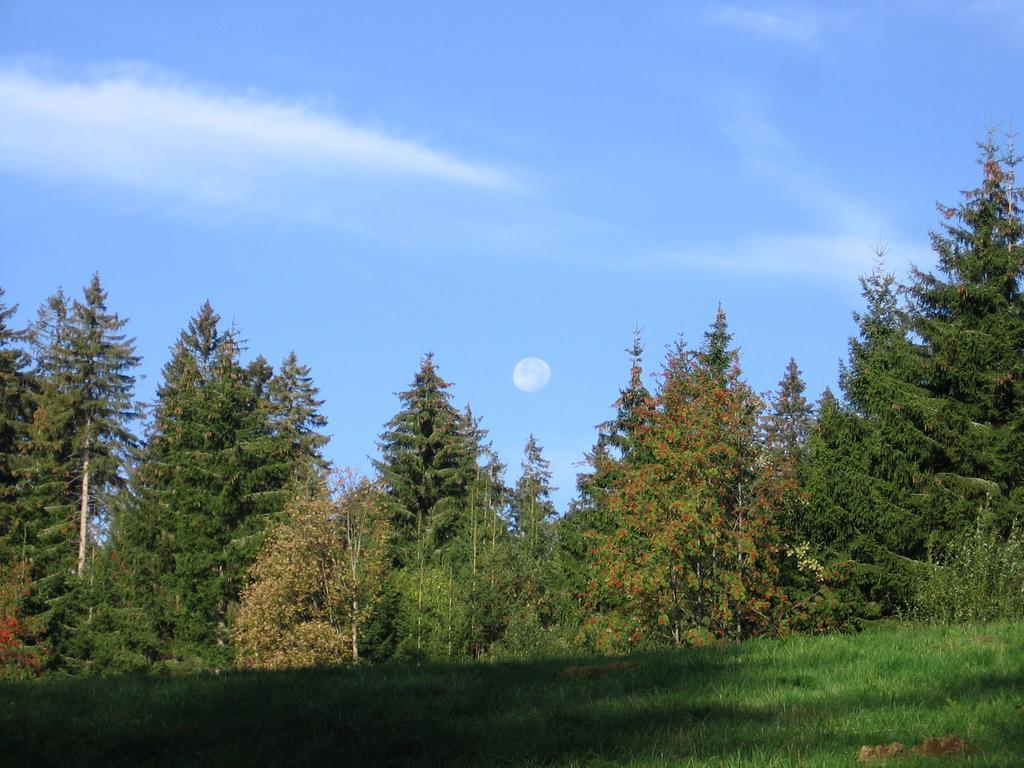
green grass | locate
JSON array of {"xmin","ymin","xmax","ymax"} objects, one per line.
[{"xmin": 2, "ymin": 622, "xmax": 1023, "ymax": 766}]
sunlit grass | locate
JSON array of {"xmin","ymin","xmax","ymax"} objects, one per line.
[{"xmin": 2, "ymin": 621, "xmax": 1022, "ymax": 766}]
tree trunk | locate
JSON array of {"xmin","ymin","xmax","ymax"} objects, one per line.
[
  {"xmin": 77, "ymin": 439, "xmax": 90, "ymax": 577},
  {"xmin": 351, "ymin": 593, "xmax": 360, "ymax": 662}
]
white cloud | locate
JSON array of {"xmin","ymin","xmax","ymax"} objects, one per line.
[
  {"xmin": 704, "ymin": 5, "xmax": 819, "ymax": 45},
  {"xmin": 660, "ymin": 231, "xmax": 927, "ymax": 282},
  {"xmin": 661, "ymin": 104, "xmax": 929, "ymax": 281},
  {"xmin": 0, "ymin": 64, "xmax": 509, "ymax": 213}
]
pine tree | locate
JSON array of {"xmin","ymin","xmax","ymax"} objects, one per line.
[
  {"xmin": 904, "ymin": 135, "xmax": 1024, "ymax": 537},
  {"xmin": 764, "ymin": 358, "xmax": 814, "ymax": 462},
  {"xmin": 267, "ymin": 351, "xmax": 329, "ymax": 476},
  {"xmin": 0, "ymin": 289, "xmax": 33, "ymax": 564},
  {"xmin": 511, "ymin": 434, "xmax": 556, "ymax": 553},
  {"xmin": 374, "ymin": 353, "xmax": 474, "ymax": 561},
  {"xmin": 19, "ymin": 277, "xmax": 140, "ymax": 669},
  {"xmin": 120, "ymin": 302, "xmax": 287, "ymax": 668}
]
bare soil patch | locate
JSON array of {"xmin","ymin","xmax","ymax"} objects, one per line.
[{"xmin": 858, "ymin": 735, "xmax": 978, "ymax": 762}]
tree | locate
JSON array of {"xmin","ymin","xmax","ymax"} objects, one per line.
[
  {"xmin": 904, "ymin": 134, "xmax": 1024, "ymax": 538},
  {"xmin": 0, "ymin": 288, "xmax": 33, "ymax": 564},
  {"xmin": 17, "ymin": 277, "xmax": 139, "ymax": 671},
  {"xmin": 0, "ymin": 561, "xmax": 42, "ymax": 679},
  {"xmin": 65, "ymin": 275, "xmax": 141, "ymax": 576},
  {"xmin": 373, "ymin": 353, "xmax": 478, "ymax": 658},
  {"xmin": 233, "ymin": 472, "xmax": 390, "ymax": 670},
  {"xmin": 120, "ymin": 302, "xmax": 290, "ymax": 668},
  {"xmin": 267, "ymin": 351, "xmax": 329, "ymax": 477},
  {"xmin": 374, "ymin": 353, "xmax": 474, "ymax": 561},
  {"xmin": 510, "ymin": 434, "xmax": 556, "ymax": 553},
  {"xmin": 586, "ymin": 310, "xmax": 790, "ymax": 649},
  {"xmin": 574, "ymin": 328, "xmax": 653, "ymax": 524},
  {"xmin": 563, "ymin": 330, "xmax": 654, "ymax": 621},
  {"xmin": 764, "ymin": 358, "xmax": 814, "ymax": 462}
]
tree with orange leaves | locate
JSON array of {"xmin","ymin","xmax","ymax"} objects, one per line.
[
  {"xmin": 585, "ymin": 309, "xmax": 793, "ymax": 649},
  {"xmin": 0, "ymin": 561, "xmax": 42, "ymax": 679}
]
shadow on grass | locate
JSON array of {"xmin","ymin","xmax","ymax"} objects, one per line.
[{"xmin": 3, "ymin": 623, "xmax": 1023, "ymax": 766}]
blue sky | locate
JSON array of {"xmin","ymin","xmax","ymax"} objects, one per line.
[{"xmin": 2, "ymin": 2, "xmax": 1022, "ymax": 510}]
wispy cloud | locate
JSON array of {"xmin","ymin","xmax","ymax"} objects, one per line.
[
  {"xmin": 660, "ymin": 103, "xmax": 928, "ymax": 281},
  {"xmin": 0, "ymin": 64, "xmax": 509, "ymax": 215},
  {"xmin": 704, "ymin": 5, "xmax": 820, "ymax": 45}
]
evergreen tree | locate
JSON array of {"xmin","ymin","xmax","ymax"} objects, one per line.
[
  {"xmin": 267, "ymin": 351, "xmax": 329, "ymax": 476},
  {"xmin": 65, "ymin": 274, "xmax": 141, "ymax": 577},
  {"xmin": 374, "ymin": 353, "xmax": 474, "ymax": 562},
  {"xmin": 574, "ymin": 328, "xmax": 653, "ymax": 523},
  {"xmin": 19, "ymin": 277, "xmax": 140, "ymax": 669},
  {"xmin": 764, "ymin": 358, "xmax": 814, "ymax": 462},
  {"xmin": 120, "ymin": 302, "xmax": 287, "ymax": 668},
  {"xmin": 373, "ymin": 353, "xmax": 477, "ymax": 658},
  {"xmin": 494, "ymin": 434, "xmax": 575, "ymax": 658},
  {"xmin": 800, "ymin": 257, "xmax": 929, "ymax": 614},
  {"xmin": 510, "ymin": 434, "xmax": 556, "ymax": 553},
  {"xmin": 0, "ymin": 289, "xmax": 33, "ymax": 564},
  {"xmin": 904, "ymin": 135, "xmax": 1024, "ymax": 537},
  {"xmin": 457, "ymin": 408, "xmax": 510, "ymax": 658},
  {"xmin": 564, "ymin": 331, "xmax": 653, "ymax": 608}
]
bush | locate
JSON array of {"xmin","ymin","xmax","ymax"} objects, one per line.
[{"xmin": 913, "ymin": 520, "xmax": 1024, "ymax": 623}]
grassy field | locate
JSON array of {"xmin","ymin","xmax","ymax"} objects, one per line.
[{"xmin": 2, "ymin": 621, "xmax": 1022, "ymax": 767}]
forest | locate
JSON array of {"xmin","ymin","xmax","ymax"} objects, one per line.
[{"xmin": 1, "ymin": 137, "xmax": 1023, "ymax": 678}]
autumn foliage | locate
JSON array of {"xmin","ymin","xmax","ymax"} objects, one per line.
[
  {"xmin": 585, "ymin": 313, "xmax": 794, "ymax": 650},
  {"xmin": 233, "ymin": 471, "xmax": 390, "ymax": 670},
  {"xmin": 0, "ymin": 561, "xmax": 42, "ymax": 679}
]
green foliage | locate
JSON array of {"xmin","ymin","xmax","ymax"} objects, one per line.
[
  {"xmin": 764, "ymin": 357, "xmax": 814, "ymax": 462},
  {"xmin": 118, "ymin": 302, "xmax": 320, "ymax": 670},
  {"xmin": 373, "ymin": 356, "xmax": 513, "ymax": 661},
  {"xmin": 914, "ymin": 519, "xmax": 1024, "ymax": 624},
  {"xmin": 0, "ymin": 288, "xmax": 32, "ymax": 565},
  {"xmin": 16, "ymin": 275, "xmax": 140, "ymax": 670},
  {"xmin": 374, "ymin": 353, "xmax": 476, "ymax": 561}
]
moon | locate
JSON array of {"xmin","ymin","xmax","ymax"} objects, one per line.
[{"xmin": 513, "ymin": 357, "xmax": 551, "ymax": 393}]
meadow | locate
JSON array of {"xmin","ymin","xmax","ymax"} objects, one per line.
[{"xmin": 2, "ymin": 621, "xmax": 1022, "ymax": 767}]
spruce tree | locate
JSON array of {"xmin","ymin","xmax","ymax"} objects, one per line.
[
  {"xmin": 120, "ymin": 302, "xmax": 287, "ymax": 668},
  {"xmin": 19, "ymin": 277, "xmax": 139, "ymax": 669},
  {"xmin": 267, "ymin": 351, "xmax": 329, "ymax": 476},
  {"xmin": 801, "ymin": 257, "xmax": 929, "ymax": 614},
  {"xmin": 0, "ymin": 289, "xmax": 32, "ymax": 564},
  {"xmin": 563, "ymin": 329, "xmax": 654, "ymax": 633},
  {"xmin": 764, "ymin": 358, "xmax": 814, "ymax": 462},
  {"xmin": 904, "ymin": 135, "xmax": 1024, "ymax": 537},
  {"xmin": 374, "ymin": 353, "xmax": 474, "ymax": 562},
  {"xmin": 373, "ymin": 353, "xmax": 477, "ymax": 658},
  {"xmin": 65, "ymin": 274, "xmax": 141, "ymax": 577},
  {"xmin": 511, "ymin": 434, "xmax": 556, "ymax": 554}
]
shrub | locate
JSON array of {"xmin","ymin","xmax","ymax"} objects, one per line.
[{"xmin": 913, "ymin": 519, "xmax": 1024, "ymax": 623}]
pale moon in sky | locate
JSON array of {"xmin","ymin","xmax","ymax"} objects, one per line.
[{"xmin": 512, "ymin": 357, "xmax": 551, "ymax": 393}]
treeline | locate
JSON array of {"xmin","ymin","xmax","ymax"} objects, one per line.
[{"xmin": 1, "ymin": 137, "xmax": 1023, "ymax": 676}]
